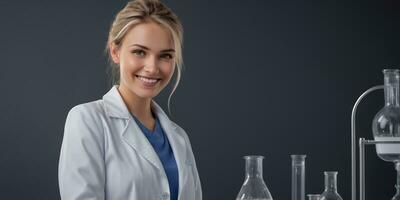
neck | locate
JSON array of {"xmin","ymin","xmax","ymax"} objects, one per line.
[
  {"xmin": 324, "ymin": 172, "xmax": 337, "ymax": 192},
  {"xmin": 245, "ymin": 156, "xmax": 263, "ymax": 178},
  {"xmin": 117, "ymin": 84, "xmax": 153, "ymax": 121},
  {"xmin": 384, "ymin": 70, "xmax": 400, "ymax": 106}
]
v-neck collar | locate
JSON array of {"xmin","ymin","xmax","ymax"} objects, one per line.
[{"xmin": 132, "ymin": 113, "xmax": 161, "ymax": 136}]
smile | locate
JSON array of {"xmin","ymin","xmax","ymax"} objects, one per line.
[{"xmin": 135, "ymin": 75, "xmax": 161, "ymax": 85}]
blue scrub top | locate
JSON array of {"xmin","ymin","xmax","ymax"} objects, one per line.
[{"xmin": 132, "ymin": 114, "xmax": 179, "ymax": 200}]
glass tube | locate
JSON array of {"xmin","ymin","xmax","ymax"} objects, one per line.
[{"xmin": 291, "ymin": 155, "xmax": 306, "ymax": 200}]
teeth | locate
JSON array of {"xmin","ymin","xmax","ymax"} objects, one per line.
[{"xmin": 137, "ymin": 76, "xmax": 158, "ymax": 84}]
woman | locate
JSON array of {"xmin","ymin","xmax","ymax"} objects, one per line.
[{"xmin": 58, "ymin": 0, "xmax": 202, "ymax": 199}]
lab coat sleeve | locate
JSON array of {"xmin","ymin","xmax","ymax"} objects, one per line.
[
  {"xmin": 58, "ymin": 105, "xmax": 106, "ymax": 200},
  {"xmin": 191, "ymin": 141, "xmax": 202, "ymax": 200},
  {"xmin": 184, "ymin": 132, "xmax": 203, "ymax": 200}
]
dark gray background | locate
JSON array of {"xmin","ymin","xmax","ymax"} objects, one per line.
[{"xmin": 0, "ymin": 0, "xmax": 399, "ymax": 199}]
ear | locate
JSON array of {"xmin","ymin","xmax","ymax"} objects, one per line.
[{"xmin": 109, "ymin": 42, "xmax": 120, "ymax": 64}]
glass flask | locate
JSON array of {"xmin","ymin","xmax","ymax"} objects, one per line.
[
  {"xmin": 372, "ymin": 69, "xmax": 400, "ymax": 200},
  {"xmin": 292, "ymin": 155, "xmax": 306, "ymax": 200},
  {"xmin": 307, "ymin": 194, "xmax": 321, "ymax": 200},
  {"xmin": 373, "ymin": 69, "xmax": 400, "ymax": 162},
  {"xmin": 319, "ymin": 171, "xmax": 343, "ymax": 200},
  {"xmin": 236, "ymin": 155, "xmax": 273, "ymax": 200}
]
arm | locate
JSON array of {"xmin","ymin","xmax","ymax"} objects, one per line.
[
  {"xmin": 58, "ymin": 105, "xmax": 106, "ymax": 200},
  {"xmin": 192, "ymin": 151, "xmax": 202, "ymax": 200},
  {"xmin": 185, "ymin": 134, "xmax": 202, "ymax": 200}
]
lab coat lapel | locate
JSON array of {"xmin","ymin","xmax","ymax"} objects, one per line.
[
  {"xmin": 121, "ymin": 118, "xmax": 165, "ymax": 172},
  {"xmin": 151, "ymin": 102, "xmax": 187, "ymax": 197},
  {"xmin": 102, "ymin": 85, "xmax": 165, "ymax": 172}
]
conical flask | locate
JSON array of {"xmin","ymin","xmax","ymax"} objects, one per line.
[
  {"xmin": 307, "ymin": 194, "xmax": 321, "ymax": 200},
  {"xmin": 372, "ymin": 69, "xmax": 400, "ymax": 162},
  {"xmin": 236, "ymin": 155, "xmax": 273, "ymax": 200},
  {"xmin": 319, "ymin": 171, "xmax": 343, "ymax": 200}
]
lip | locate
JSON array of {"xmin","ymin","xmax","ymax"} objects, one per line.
[
  {"xmin": 135, "ymin": 75, "xmax": 161, "ymax": 80},
  {"xmin": 135, "ymin": 75, "xmax": 161, "ymax": 88}
]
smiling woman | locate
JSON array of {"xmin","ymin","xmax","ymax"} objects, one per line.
[
  {"xmin": 109, "ymin": 22, "xmax": 176, "ymax": 105},
  {"xmin": 58, "ymin": 0, "xmax": 202, "ymax": 200},
  {"xmin": 106, "ymin": 0, "xmax": 184, "ymax": 112}
]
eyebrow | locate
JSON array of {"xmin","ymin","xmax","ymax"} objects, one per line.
[{"xmin": 130, "ymin": 44, "xmax": 175, "ymax": 53}]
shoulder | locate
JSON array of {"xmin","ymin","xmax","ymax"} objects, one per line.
[
  {"xmin": 62, "ymin": 100, "xmax": 106, "ymax": 157},
  {"xmin": 63, "ymin": 100, "xmax": 107, "ymax": 147},
  {"xmin": 67, "ymin": 100, "xmax": 105, "ymax": 120},
  {"xmin": 65, "ymin": 99, "xmax": 107, "ymax": 130}
]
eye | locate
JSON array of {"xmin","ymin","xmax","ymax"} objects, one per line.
[
  {"xmin": 160, "ymin": 53, "xmax": 173, "ymax": 60},
  {"xmin": 131, "ymin": 49, "xmax": 146, "ymax": 57}
]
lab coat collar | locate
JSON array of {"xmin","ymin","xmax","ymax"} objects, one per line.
[
  {"xmin": 102, "ymin": 85, "xmax": 131, "ymax": 119},
  {"xmin": 102, "ymin": 85, "xmax": 187, "ymax": 195},
  {"xmin": 102, "ymin": 86, "xmax": 178, "ymax": 132}
]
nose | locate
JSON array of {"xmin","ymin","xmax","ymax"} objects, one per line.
[{"xmin": 143, "ymin": 55, "xmax": 159, "ymax": 74}]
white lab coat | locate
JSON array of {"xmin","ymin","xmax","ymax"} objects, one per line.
[{"xmin": 58, "ymin": 85, "xmax": 202, "ymax": 200}]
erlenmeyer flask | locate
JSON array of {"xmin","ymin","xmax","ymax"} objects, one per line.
[
  {"xmin": 372, "ymin": 69, "xmax": 400, "ymax": 162},
  {"xmin": 319, "ymin": 171, "xmax": 343, "ymax": 200},
  {"xmin": 307, "ymin": 194, "xmax": 321, "ymax": 200},
  {"xmin": 236, "ymin": 155, "xmax": 273, "ymax": 200}
]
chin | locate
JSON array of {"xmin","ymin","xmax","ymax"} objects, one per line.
[
  {"xmin": 122, "ymin": 81, "xmax": 162, "ymax": 99},
  {"xmin": 132, "ymin": 89, "xmax": 159, "ymax": 99}
]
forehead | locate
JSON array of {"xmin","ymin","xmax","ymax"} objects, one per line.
[{"xmin": 122, "ymin": 22, "xmax": 174, "ymax": 51}]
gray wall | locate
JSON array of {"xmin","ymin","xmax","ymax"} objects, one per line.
[{"xmin": 1, "ymin": 0, "xmax": 399, "ymax": 199}]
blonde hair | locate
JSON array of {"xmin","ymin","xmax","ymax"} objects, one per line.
[{"xmin": 105, "ymin": 0, "xmax": 183, "ymax": 113}]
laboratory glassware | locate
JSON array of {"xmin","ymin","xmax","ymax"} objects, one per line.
[
  {"xmin": 319, "ymin": 171, "xmax": 343, "ymax": 200},
  {"xmin": 393, "ymin": 163, "xmax": 400, "ymax": 200},
  {"xmin": 236, "ymin": 155, "xmax": 273, "ymax": 200},
  {"xmin": 372, "ymin": 69, "xmax": 400, "ymax": 162},
  {"xmin": 352, "ymin": 69, "xmax": 400, "ymax": 200},
  {"xmin": 307, "ymin": 194, "xmax": 321, "ymax": 200},
  {"xmin": 372, "ymin": 69, "xmax": 400, "ymax": 200},
  {"xmin": 292, "ymin": 155, "xmax": 306, "ymax": 200}
]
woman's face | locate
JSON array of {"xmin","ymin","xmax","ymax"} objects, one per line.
[{"xmin": 111, "ymin": 21, "xmax": 176, "ymax": 99}]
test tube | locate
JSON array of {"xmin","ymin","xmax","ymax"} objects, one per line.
[
  {"xmin": 307, "ymin": 194, "xmax": 321, "ymax": 200},
  {"xmin": 291, "ymin": 155, "xmax": 306, "ymax": 200}
]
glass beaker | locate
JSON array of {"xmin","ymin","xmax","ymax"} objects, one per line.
[
  {"xmin": 373, "ymin": 69, "xmax": 400, "ymax": 162},
  {"xmin": 319, "ymin": 171, "xmax": 343, "ymax": 200},
  {"xmin": 292, "ymin": 155, "xmax": 306, "ymax": 200},
  {"xmin": 236, "ymin": 155, "xmax": 273, "ymax": 200}
]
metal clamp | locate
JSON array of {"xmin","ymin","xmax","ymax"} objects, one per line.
[{"xmin": 359, "ymin": 139, "xmax": 400, "ymax": 200}]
